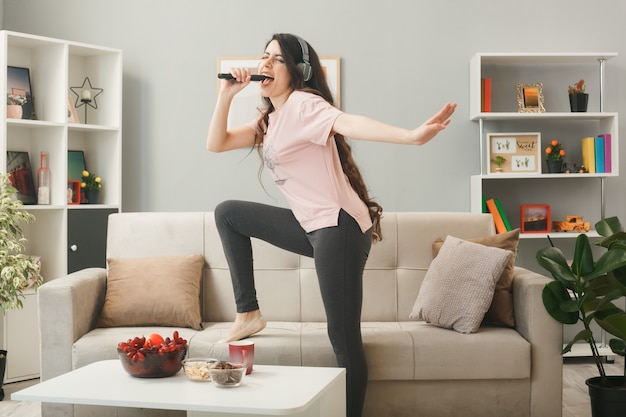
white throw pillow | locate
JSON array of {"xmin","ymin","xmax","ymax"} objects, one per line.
[{"xmin": 410, "ymin": 235, "xmax": 513, "ymax": 334}]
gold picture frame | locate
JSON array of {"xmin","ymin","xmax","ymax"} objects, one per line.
[{"xmin": 516, "ymin": 82, "xmax": 545, "ymax": 113}]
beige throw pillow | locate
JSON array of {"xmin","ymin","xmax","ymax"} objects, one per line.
[
  {"xmin": 97, "ymin": 254, "xmax": 204, "ymax": 330},
  {"xmin": 411, "ymin": 236, "xmax": 513, "ymax": 334},
  {"xmin": 432, "ymin": 228, "xmax": 520, "ymax": 327}
]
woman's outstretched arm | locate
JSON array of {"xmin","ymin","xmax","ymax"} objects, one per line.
[{"xmin": 332, "ymin": 102, "xmax": 457, "ymax": 146}]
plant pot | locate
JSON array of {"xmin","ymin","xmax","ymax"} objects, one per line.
[
  {"xmin": 545, "ymin": 159, "xmax": 563, "ymax": 174},
  {"xmin": 7, "ymin": 104, "xmax": 22, "ymax": 119},
  {"xmin": 569, "ymin": 93, "xmax": 589, "ymax": 112},
  {"xmin": 587, "ymin": 376, "xmax": 626, "ymax": 417},
  {"xmin": 83, "ymin": 189, "xmax": 100, "ymax": 204}
]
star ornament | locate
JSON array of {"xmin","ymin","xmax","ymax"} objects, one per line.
[{"xmin": 70, "ymin": 77, "xmax": 103, "ymax": 109}]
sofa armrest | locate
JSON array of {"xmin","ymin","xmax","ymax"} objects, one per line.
[
  {"xmin": 512, "ymin": 266, "xmax": 563, "ymax": 417},
  {"xmin": 38, "ymin": 268, "xmax": 107, "ymax": 381}
]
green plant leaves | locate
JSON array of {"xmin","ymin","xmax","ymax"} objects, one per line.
[{"xmin": 542, "ymin": 281, "xmax": 578, "ymax": 324}]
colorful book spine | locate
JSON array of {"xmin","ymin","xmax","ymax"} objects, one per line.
[
  {"xmin": 581, "ymin": 137, "xmax": 596, "ymax": 173},
  {"xmin": 494, "ymin": 198, "xmax": 512, "ymax": 231},
  {"xmin": 486, "ymin": 198, "xmax": 507, "ymax": 234},
  {"xmin": 481, "ymin": 78, "xmax": 491, "ymax": 112},
  {"xmin": 594, "ymin": 137, "xmax": 605, "ymax": 173},
  {"xmin": 599, "ymin": 133, "xmax": 612, "ymax": 173}
]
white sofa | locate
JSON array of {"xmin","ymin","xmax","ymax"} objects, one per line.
[{"xmin": 38, "ymin": 211, "xmax": 563, "ymax": 417}]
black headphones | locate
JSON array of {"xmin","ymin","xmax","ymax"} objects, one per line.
[{"xmin": 295, "ymin": 36, "xmax": 312, "ymax": 82}]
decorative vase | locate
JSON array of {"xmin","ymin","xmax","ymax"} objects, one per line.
[
  {"xmin": 83, "ymin": 189, "xmax": 100, "ymax": 204},
  {"xmin": 569, "ymin": 93, "xmax": 589, "ymax": 112},
  {"xmin": 587, "ymin": 376, "xmax": 626, "ymax": 417},
  {"xmin": 7, "ymin": 104, "xmax": 23, "ymax": 119},
  {"xmin": 546, "ymin": 160, "xmax": 563, "ymax": 174}
]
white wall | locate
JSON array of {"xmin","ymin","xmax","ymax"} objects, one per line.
[{"xmin": 2, "ymin": 0, "xmax": 625, "ymax": 270}]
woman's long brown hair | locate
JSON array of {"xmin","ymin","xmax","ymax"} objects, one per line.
[{"xmin": 254, "ymin": 33, "xmax": 383, "ymax": 241}]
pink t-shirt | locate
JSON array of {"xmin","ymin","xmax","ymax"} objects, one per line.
[{"xmin": 252, "ymin": 90, "xmax": 372, "ymax": 233}]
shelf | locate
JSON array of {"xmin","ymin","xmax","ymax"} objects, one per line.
[
  {"xmin": 520, "ymin": 231, "xmax": 600, "ymax": 240},
  {"xmin": 563, "ymin": 342, "xmax": 614, "ymax": 359},
  {"xmin": 474, "ymin": 173, "xmax": 617, "ymax": 180},
  {"xmin": 471, "ymin": 111, "xmax": 617, "ymax": 122}
]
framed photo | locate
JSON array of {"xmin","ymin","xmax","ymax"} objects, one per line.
[
  {"xmin": 217, "ymin": 56, "xmax": 340, "ymax": 128},
  {"xmin": 6, "ymin": 151, "xmax": 36, "ymax": 204},
  {"xmin": 67, "ymin": 95, "xmax": 79, "ymax": 123},
  {"xmin": 68, "ymin": 150, "xmax": 87, "ymax": 181},
  {"xmin": 67, "ymin": 180, "xmax": 81, "ymax": 204},
  {"xmin": 487, "ymin": 132, "xmax": 541, "ymax": 174},
  {"xmin": 516, "ymin": 82, "xmax": 545, "ymax": 113},
  {"xmin": 521, "ymin": 204, "xmax": 551, "ymax": 233},
  {"xmin": 7, "ymin": 66, "xmax": 35, "ymax": 119}
]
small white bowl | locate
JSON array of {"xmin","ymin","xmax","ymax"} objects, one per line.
[{"xmin": 182, "ymin": 358, "xmax": 218, "ymax": 382}]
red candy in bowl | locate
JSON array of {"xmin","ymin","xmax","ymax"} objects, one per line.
[{"xmin": 117, "ymin": 331, "xmax": 188, "ymax": 378}]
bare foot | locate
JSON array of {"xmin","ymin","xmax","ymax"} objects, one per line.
[{"xmin": 220, "ymin": 310, "xmax": 266, "ymax": 343}]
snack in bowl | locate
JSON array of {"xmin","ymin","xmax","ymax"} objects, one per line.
[
  {"xmin": 117, "ymin": 331, "xmax": 188, "ymax": 378},
  {"xmin": 208, "ymin": 361, "xmax": 246, "ymax": 387},
  {"xmin": 182, "ymin": 358, "xmax": 219, "ymax": 382}
]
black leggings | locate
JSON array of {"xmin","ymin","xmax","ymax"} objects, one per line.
[{"xmin": 214, "ymin": 200, "xmax": 371, "ymax": 417}]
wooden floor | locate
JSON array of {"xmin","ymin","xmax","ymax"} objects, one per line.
[{"xmin": 0, "ymin": 356, "xmax": 623, "ymax": 417}]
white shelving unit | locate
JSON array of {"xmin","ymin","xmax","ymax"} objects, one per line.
[
  {"xmin": 469, "ymin": 52, "xmax": 619, "ymax": 359},
  {"xmin": 469, "ymin": 52, "xmax": 618, "ymax": 239},
  {"xmin": 0, "ymin": 31, "xmax": 122, "ymax": 382}
]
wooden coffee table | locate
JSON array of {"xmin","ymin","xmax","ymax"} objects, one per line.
[{"xmin": 12, "ymin": 360, "xmax": 345, "ymax": 416}]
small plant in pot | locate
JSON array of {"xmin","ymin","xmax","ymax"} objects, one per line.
[
  {"xmin": 491, "ymin": 155, "xmax": 506, "ymax": 173},
  {"xmin": 0, "ymin": 172, "xmax": 43, "ymax": 400},
  {"xmin": 537, "ymin": 216, "xmax": 626, "ymax": 417},
  {"xmin": 568, "ymin": 79, "xmax": 589, "ymax": 112},
  {"xmin": 545, "ymin": 139, "xmax": 565, "ymax": 173}
]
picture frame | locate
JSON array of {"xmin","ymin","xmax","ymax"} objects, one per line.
[
  {"xmin": 487, "ymin": 132, "xmax": 541, "ymax": 174},
  {"xmin": 67, "ymin": 150, "xmax": 87, "ymax": 181},
  {"xmin": 68, "ymin": 150, "xmax": 87, "ymax": 203},
  {"xmin": 67, "ymin": 180, "xmax": 81, "ymax": 204},
  {"xmin": 217, "ymin": 56, "xmax": 340, "ymax": 128},
  {"xmin": 516, "ymin": 82, "xmax": 545, "ymax": 113},
  {"xmin": 7, "ymin": 66, "xmax": 36, "ymax": 119},
  {"xmin": 67, "ymin": 95, "xmax": 79, "ymax": 123},
  {"xmin": 6, "ymin": 151, "xmax": 36, "ymax": 204},
  {"xmin": 521, "ymin": 204, "xmax": 551, "ymax": 233}
]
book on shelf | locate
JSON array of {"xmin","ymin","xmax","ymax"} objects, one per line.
[
  {"xmin": 485, "ymin": 197, "xmax": 510, "ymax": 234},
  {"xmin": 598, "ymin": 133, "xmax": 611, "ymax": 173},
  {"xmin": 494, "ymin": 198, "xmax": 512, "ymax": 231},
  {"xmin": 481, "ymin": 78, "xmax": 492, "ymax": 112},
  {"xmin": 594, "ymin": 136, "xmax": 605, "ymax": 173},
  {"xmin": 581, "ymin": 136, "xmax": 596, "ymax": 173}
]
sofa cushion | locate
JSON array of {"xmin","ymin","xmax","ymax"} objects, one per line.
[
  {"xmin": 97, "ymin": 254, "xmax": 204, "ymax": 330},
  {"xmin": 410, "ymin": 236, "xmax": 512, "ymax": 333},
  {"xmin": 432, "ymin": 228, "xmax": 520, "ymax": 327}
]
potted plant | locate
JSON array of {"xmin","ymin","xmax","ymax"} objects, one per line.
[
  {"xmin": 6, "ymin": 93, "xmax": 26, "ymax": 119},
  {"xmin": 491, "ymin": 155, "xmax": 506, "ymax": 173},
  {"xmin": 80, "ymin": 169, "xmax": 102, "ymax": 204},
  {"xmin": 568, "ymin": 79, "xmax": 589, "ymax": 112},
  {"xmin": 545, "ymin": 139, "xmax": 565, "ymax": 173},
  {"xmin": 0, "ymin": 172, "xmax": 43, "ymax": 400},
  {"xmin": 536, "ymin": 216, "xmax": 626, "ymax": 417}
]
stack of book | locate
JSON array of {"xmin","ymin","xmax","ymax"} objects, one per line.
[
  {"xmin": 484, "ymin": 197, "xmax": 511, "ymax": 234},
  {"xmin": 581, "ymin": 134, "xmax": 612, "ymax": 173}
]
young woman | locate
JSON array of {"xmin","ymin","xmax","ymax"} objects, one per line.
[{"xmin": 207, "ymin": 33, "xmax": 456, "ymax": 417}]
